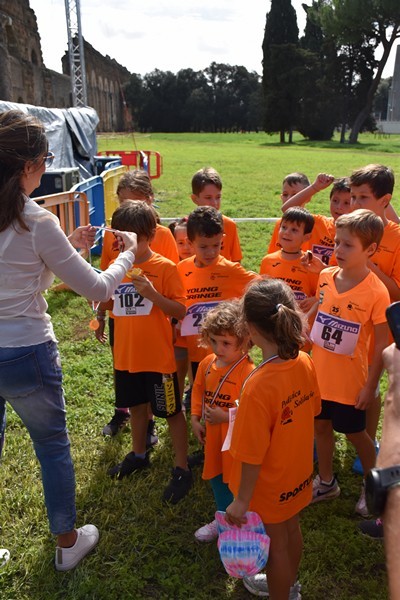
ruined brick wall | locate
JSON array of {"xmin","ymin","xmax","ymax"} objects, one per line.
[{"xmin": 0, "ymin": 0, "xmax": 131, "ymax": 131}]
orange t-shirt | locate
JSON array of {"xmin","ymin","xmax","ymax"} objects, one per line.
[
  {"xmin": 259, "ymin": 250, "xmax": 319, "ymax": 302},
  {"xmin": 268, "ymin": 214, "xmax": 336, "ymax": 267},
  {"xmin": 100, "ymin": 223, "xmax": 179, "ymax": 271},
  {"xmin": 112, "ymin": 252, "xmax": 186, "ymax": 373},
  {"xmin": 372, "ymin": 220, "xmax": 400, "ymax": 290},
  {"xmin": 177, "ymin": 255, "xmax": 257, "ymax": 362},
  {"xmin": 311, "ymin": 267, "xmax": 389, "ymax": 405},
  {"xmin": 229, "ymin": 352, "xmax": 321, "ymax": 524},
  {"xmin": 191, "ymin": 354, "xmax": 255, "ymax": 482},
  {"xmin": 221, "ymin": 215, "xmax": 242, "ymax": 262}
]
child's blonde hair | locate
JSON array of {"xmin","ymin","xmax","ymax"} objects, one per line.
[
  {"xmin": 243, "ymin": 279, "xmax": 306, "ymax": 360},
  {"xmin": 200, "ymin": 300, "xmax": 250, "ymax": 351},
  {"xmin": 116, "ymin": 169, "xmax": 153, "ymax": 200},
  {"xmin": 335, "ymin": 209, "xmax": 384, "ymax": 250}
]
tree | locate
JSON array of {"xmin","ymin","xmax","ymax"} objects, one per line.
[
  {"xmin": 262, "ymin": 0, "xmax": 301, "ymax": 142},
  {"xmin": 318, "ymin": 0, "xmax": 400, "ymax": 143},
  {"xmin": 373, "ymin": 77, "xmax": 392, "ymax": 120}
]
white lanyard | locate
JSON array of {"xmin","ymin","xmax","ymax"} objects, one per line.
[{"xmin": 202, "ymin": 353, "xmax": 249, "ymax": 418}]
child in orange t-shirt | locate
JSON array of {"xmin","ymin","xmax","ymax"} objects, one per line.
[
  {"xmin": 191, "ymin": 166, "xmax": 242, "ymax": 262},
  {"xmin": 310, "ymin": 209, "xmax": 389, "ymax": 517},
  {"xmin": 97, "ymin": 170, "xmax": 178, "ymax": 440},
  {"xmin": 177, "ymin": 206, "xmax": 256, "ymax": 386},
  {"xmin": 225, "ymin": 278, "xmax": 321, "ymax": 599},
  {"xmin": 98, "ymin": 201, "xmax": 192, "ymax": 505},
  {"xmin": 190, "ymin": 300, "xmax": 254, "ymax": 542}
]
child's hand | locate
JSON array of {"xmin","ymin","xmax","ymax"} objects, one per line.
[
  {"xmin": 298, "ymin": 296, "xmax": 317, "ymax": 313},
  {"xmin": 191, "ymin": 418, "xmax": 206, "ymax": 445},
  {"xmin": 130, "ymin": 274, "xmax": 155, "ymax": 299},
  {"xmin": 355, "ymin": 384, "xmax": 376, "ymax": 410},
  {"xmin": 313, "ymin": 173, "xmax": 335, "ymax": 192},
  {"xmin": 300, "ymin": 252, "xmax": 326, "ymax": 274},
  {"xmin": 204, "ymin": 405, "xmax": 228, "ymax": 425},
  {"xmin": 95, "ymin": 319, "xmax": 107, "ymax": 344},
  {"xmin": 225, "ymin": 499, "xmax": 248, "ymax": 527}
]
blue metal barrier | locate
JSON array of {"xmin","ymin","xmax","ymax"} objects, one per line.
[{"xmin": 70, "ymin": 176, "xmax": 105, "ymax": 254}]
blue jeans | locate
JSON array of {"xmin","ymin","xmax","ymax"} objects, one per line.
[{"xmin": 0, "ymin": 341, "xmax": 76, "ymax": 535}]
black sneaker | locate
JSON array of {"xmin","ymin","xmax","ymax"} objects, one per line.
[
  {"xmin": 146, "ymin": 419, "xmax": 159, "ymax": 450},
  {"xmin": 187, "ymin": 449, "xmax": 204, "ymax": 468},
  {"xmin": 102, "ymin": 410, "xmax": 130, "ymax": 436},
  {"xmin": 358, "ymin": 518, "xmax": 384, "ymax": 539},
  {"xmin": 162, "ymin": 467, "xmax": 193, "ymax": 504},
  {"xmin": 108, "ymin": 452, "xmax": 150, "ymax": 480}
]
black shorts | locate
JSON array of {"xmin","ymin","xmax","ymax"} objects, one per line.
[
  {"xmin": 114, "ymin": 370, "xmax": 181, "ymax": 418},
  {"xmin": 315, "ymin": 399, "xmax": 366, "ymax": 434}
]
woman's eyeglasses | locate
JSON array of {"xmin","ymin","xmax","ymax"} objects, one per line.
[{"xmin": 43, "ymin": 152, "xmax": 55, "ymax": 168}]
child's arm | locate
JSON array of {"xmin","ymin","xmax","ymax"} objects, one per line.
[
  {"xmin": 355, "ymin": 322, "xmax": 388, "ymax": 410},
  {"xmin": 190, "ymin": 415, "xmax": 206, "ymax": 445},
  {"xmin": 225, "ymin": 462, "xmax": 262, "ymax": 526},
  {"xmin": 367, "ymin": 262, "xmax": 400, "ymax": 302},
  {"xmin": 386, "ymin": 204, "xmax": 400, "ymax": 225},
  {"xmin": 281, "ymin": 173, "xmax": 334, "ymax": 213},
  {"xmin": 131, "ymin": 274, "xmax": 186, "ymax": 320}
]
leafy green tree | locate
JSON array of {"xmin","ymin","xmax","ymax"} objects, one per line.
[
  {"xmin": 262, "ymin": 0, "xmax": 301, "ymax": 142},
  {"xmin": 318, "ymin": 0, "xmax": 400, "ymax": 143},
  {"xmin": 373, "ymin": 77, "xmax": 392, "ymax": 120}
]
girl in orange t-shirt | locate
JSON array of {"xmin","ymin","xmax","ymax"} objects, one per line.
[
  {"xmin": 225, "ymin": 278, "xmax": 321, "ymax": 600},
  {"xmin": 190, "ymin": 300, "xmax": 254, "ymax": 542}
]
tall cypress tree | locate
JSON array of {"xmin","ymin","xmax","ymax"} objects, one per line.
[{"xmin": 262, "ymin": 0, "xmax": 301, "ymax": 142}]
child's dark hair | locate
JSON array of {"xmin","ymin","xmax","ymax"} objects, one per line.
[
  {"xmin": 116, "ymin": 169, "xmax": 153, "ymax": 200},
  {"xmin": 243, "ymin": 279, "xmax": 306, "ymax": 360},
  {"xmin": 191, "ymin": 167, "xmax": 222, "ymax": 195},
  {"xmin": 168, "ymin": 216, "xmax": 188, "ymax": 237},
  {"xmin": 281, "ymin": 206, "xmax": 314, "ymax": 235},
  {"xmin": 330, "ymin": 177, "xmax": 350, "ymax": 198},
  {"xmin": 187, "ymin": 206, "xmax": 223, "ymax": 241},
  {"xmin": 282, "ymin": 172, "xmax": 310, "ymax": 187},
  {"xmin": 111, "ymin": 200, "xmax": 157, "ymax": 240},
  {"xmin": 350, "ymin": 164, "xmax": 394, "ymax": 198},
  {"xmin": 335, "ymin": 209, "xmax": 384, "ymax": 250},
  {"xmin": 200, "ymin": 300, "xmax": 250, "ymax": 350}
]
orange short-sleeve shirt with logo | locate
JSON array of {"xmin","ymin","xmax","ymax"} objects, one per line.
[
  {"xmin": 221, "ymin": 215, "xmax": 242, "ymax": 262},
  {"xmin": 177, "ymin": 255, "xmax": 257, "ymax": 362},
  {"xmin": 191, "ymin": 354, "xmax": 254, "ymax": 482},
  {"xmin": 112, "ymin": 252, "xmax": 186, "ymax": 374},
  {"xmin": 259, "ymin": 251, "xmax": 319, "ymax": 302},
  {"xmin": 229, "ymin": 352, "xmax": 321, "ymax": 524},
  {"xmin": 311, "ymin": 267, "xmax": 389, "ymax": 405}
]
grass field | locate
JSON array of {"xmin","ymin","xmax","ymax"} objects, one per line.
[{"xmin": 1, "ymin": 132, "xmax": 399, "ymax": 599}]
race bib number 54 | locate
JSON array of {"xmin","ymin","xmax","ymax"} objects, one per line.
[
  {"xmin": 310, "ymin": 310, "xmax": 361, "ymax": 356},
  {"xmin": 113, "ymin": 283, "xmax": 153, "ymax": 316}
]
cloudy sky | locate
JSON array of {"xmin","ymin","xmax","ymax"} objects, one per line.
[{"xmin": 29, "ymin": 0, "xmax": 397, "ymax": 78}]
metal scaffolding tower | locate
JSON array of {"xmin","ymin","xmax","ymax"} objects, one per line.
[{"xmin": 64, "ymin": 0, "xmax": 87, "ymax": 106}]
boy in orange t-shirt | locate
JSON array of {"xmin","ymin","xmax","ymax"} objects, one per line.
[
  {"xmin": 98, "ymin": 201, "xmax": 192, "ymax": 505},
  {"xmin": 191, "ymin": 300, "xmax": 254, "ymax": 542},
  {"xmin": 97, "ymin": 170, "xmax": 178, "ymax": 439},
  {"xmin": 177, "ymin": 207, "xmax": 256, "ymax": 385},
  {"xmin": 191, "ymin": 166, "xmax": 242, "ymax": 262},
  {"xmin": 260, "ymin": 207, "xmax": 318, "ymax": 312},
  {"xmin": 310, "ymin": 209, "xmax": 389, "ymax": 517},
  {"xmin": 225, "ymin": 278, "xmax": 321, "ymax": 599}
]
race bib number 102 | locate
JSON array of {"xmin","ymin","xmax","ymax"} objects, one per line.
[{"xmin": 113, "ymin": 283, "xmax": 153, "ymax": 316}]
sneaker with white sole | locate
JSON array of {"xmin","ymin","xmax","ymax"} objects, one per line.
[
  {"xmin": 243, "ymin": 573, "xmax": 302, "ymax": 598},
  {"xmin": 55, "ymin": 524, "xmax": 99, "ymax": 572},
  {"xmin": 358, "ymin": 518, "xmax": 384, "ymax": 539},
  {"xmin": 194, "ymin": 519, "xmax": 219, "ymax": 542},
  {"xmin": 312, "ymin": 474, "xmax": 340, "ymax": 503},
  {"xmin": 355, "ymin": 484, "xmax": 371, "ymax": 518},
  {"xmin": 102, "ymin": 410, "xmax": 129, "ymax": 436},
  {"xmin": 0, "ymin": 548, "xmax": 10, "ymax": 568}
]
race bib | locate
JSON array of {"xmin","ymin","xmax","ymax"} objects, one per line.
[
  {"xmin": 113, "ymin": 283, "xmax": 153, "ymax": 317},
  {"xmin": 312, "ymin": 244, "xmax": 334, "ymax": 266},
  {"xmin": 310, "ymin": 310, "xmax": 361, "ymax": 355},
  {"xmin": 181, "ymin": 301, "xmax": 219, "ymax": 336}
]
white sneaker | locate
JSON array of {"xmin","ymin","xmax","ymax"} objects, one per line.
[
  {"xmin": 312, "ymin": 474, "xmax": 341, "ymax": 503},
  {"xmin": 355, "ymin": 484, "xmax": 370, "ymax": 518},
  {"xmin": 0, "ymin": 548, "xmax": 10, "ymax": 568},
  {"xmin": 243, "ymin": 573, "xmax": 302, "ymax": 598},
  {"xmin": 55, "ymin": 525, "xmax": 99, "ymax": 572},
  {"xmin": 194, "ymin": 519, "xmax": 219, "ymax": 542}
]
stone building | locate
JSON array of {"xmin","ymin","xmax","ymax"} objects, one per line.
[{"xmin": 0, "ymin": 0, "xmax": 131, "ymax": 131}]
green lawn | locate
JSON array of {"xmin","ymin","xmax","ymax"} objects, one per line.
[{"xmin": 1, "ymin": 132, "xmax": 398, "ymax": 599}]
